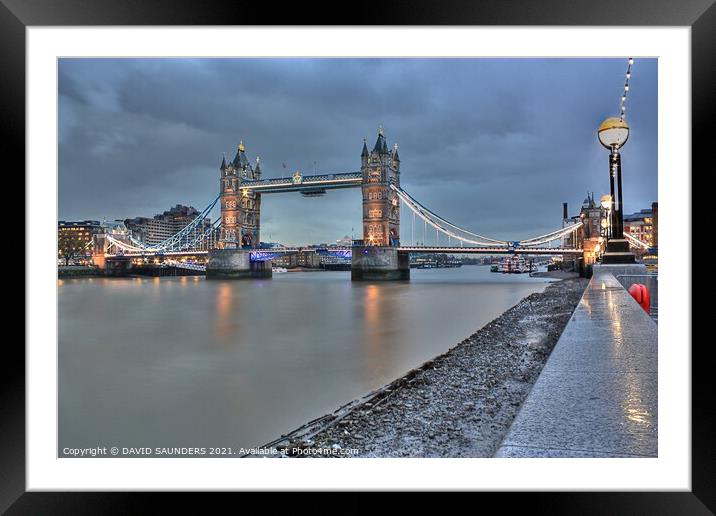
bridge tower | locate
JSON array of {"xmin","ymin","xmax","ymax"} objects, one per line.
[
  {"xmin": 209, "ymin": 141, "xmax": 270, "ymax": 279},
  {"xmin": 360, "ymin": 127, "xmax": 401, "ymax": 246},
  {"xmin": 352, "ymin": 127, "xmax": 409, "ymax": 281},
  {"xmin": 218, "ymin": 141, "xmax": 261, "ymax": 249}
]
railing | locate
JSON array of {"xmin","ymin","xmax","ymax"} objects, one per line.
[{"xmin": 171, "ymin": 262, "xmax": 206, "ymax": 272}]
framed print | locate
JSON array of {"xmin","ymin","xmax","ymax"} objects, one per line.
[{"xmin": 5, "ymin": 0, "xmax": 710, "ymax": 511}]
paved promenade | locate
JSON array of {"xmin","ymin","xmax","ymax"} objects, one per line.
[{"xmin": 496, "ymin": 268, "xmax": 658, "ymax": 457}]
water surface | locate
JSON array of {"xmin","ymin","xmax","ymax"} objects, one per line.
[{"xmin": 58, "ymin": 266, "xmax": 553, "ymax": 454}]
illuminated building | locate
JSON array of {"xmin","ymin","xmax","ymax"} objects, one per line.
[
  {"xmin": 624, "ymin": 202, "xmax": 657, "ymax": 249},
  {"xmin": 561, "ymin": 193, "xmax": 607, "ymax": 269},
  {"xmin": 57, "ymin": 220, "xmax": 101, "ymax": 265}
]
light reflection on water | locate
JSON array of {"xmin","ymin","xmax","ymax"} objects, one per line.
[{"xmin": 58, "ymin": 267, "xmax": 553, "ymax": 451}]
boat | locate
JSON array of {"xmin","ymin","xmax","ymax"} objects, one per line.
[
  {"xmin": 272, "ymin": 267, "xmax": 288, "ymax": 273},
  {"xmin": 499, "ymin": 256, "xmax": 530, "ymax": 273},
  {"xmin": 490, "ymin": 264, "xmax": 499, "ymax": 273}
]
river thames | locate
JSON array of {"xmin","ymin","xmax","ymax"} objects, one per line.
[{"xmin": 58, "ymin": 266, "xmax": 554, "ymax": 455}]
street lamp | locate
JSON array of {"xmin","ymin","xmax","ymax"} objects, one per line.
[{"xmin": 597, "ymin": 117, "xmax": 635, "ymax": 263}]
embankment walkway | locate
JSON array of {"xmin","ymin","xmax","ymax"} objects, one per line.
[{"xmin": 496, "ymin": 267, "xmax": 658, "ymax": 457}]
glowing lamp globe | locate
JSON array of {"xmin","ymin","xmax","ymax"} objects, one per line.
[
  {"xmin": 598, "ymin": 117, "xmax": 630, "ymax": 149},
  {"xmin": 600, "ymin": 194, "xmax": 612, "ymax": 209}
]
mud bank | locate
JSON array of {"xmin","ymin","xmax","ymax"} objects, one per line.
[{"xmin": 260, "ymin": 278, "xmax": 588, "ymax": 458}]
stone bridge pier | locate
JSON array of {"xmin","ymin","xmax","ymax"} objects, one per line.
[
  {"xmin": 206, "ymin": 249, "xmax": 272, "ymax": 279},
  {"xmin": 351, "ymin": 246, "xmax": 410, "ymax": 281}
]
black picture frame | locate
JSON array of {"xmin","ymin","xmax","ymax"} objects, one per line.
[{"xmin": 4, "ymin": 0, "xmax": 708, "ymax": 511}]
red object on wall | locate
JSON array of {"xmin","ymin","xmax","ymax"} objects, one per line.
[{"xmin": 628, "ymin": 283, "xmax": 651, "ymax": 313}]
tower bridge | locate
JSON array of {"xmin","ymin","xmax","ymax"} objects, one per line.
[{"xmin": 100, "ymin": 127, "xmax": 618, "ymax": 279}]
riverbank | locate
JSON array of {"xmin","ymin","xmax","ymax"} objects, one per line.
[{"xmin": 262, "ymin": 277, "xmax": 588, "ymax": 458}]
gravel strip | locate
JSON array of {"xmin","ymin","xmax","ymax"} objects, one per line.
[{"xmin": 261, "ymin": 278, "xmax": 588, "ymax": 458}]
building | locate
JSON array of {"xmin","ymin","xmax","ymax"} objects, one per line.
[
  {"xmin": 124, "ymin": 216, "xmax": 174, "ymax": 245},
  {"xmin": 561, "ymin": 193, "xmax": 605, "ymax": 266},
  {"xmin": 624, "ymin": 202, "xmax": 657, "ymax": 249},
  {"xmin": 561, "ymin": 193, "xmax": 609, "ymax": 270},
  {"xmin": 125, "ymin": 204, "xmax": 212, "ymax": 247},
  {"xmin": 271, "ymin": 250, "xmax": 322, "ymax": 269},
  {"xmin": 336, "ymin": 235, "xmax": 352, "ymax": 247},
  {"xmin": 57, "ymin": 220, "xmax": 102, "ymax": 265}
]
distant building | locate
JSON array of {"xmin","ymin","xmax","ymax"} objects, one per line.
[
  {"xmin": 336, "ymin": 235, "xmax": 352, "ymax": 247},
  {"xmin": 561, "ymin": 193, "xmax": 604, "ymax": 266},
  {"xmin": 560, "ymin": 193, "xmax": 608, "ymax": 269},
  {"xmin": 271, "ymin": 250, "xmax": 322, "ymax": 269},
  {"xmin": 124, "ymin": 216, "xmax": 173, "ymax": 245},
  {"xmin": 102, "ymin": 219, "xmax": 130, "ymax": 236},
  {"xmin": 57, "ymin": 220, "xmax": 102, "ymax": 265},
  {"xmin": 624, "ymin": 202, "xmax": 657, "ymax": 249},
  {"xmin": 125, "ymin": 204, "xmax": 211, "ymax": 246}
]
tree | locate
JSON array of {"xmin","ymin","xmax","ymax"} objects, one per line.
[{"xmin": 58, "ymin": 230, "xmax": 90, "ymax": 266}]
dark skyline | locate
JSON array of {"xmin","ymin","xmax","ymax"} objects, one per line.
[{"xmin": 59, "ymin": 58, "xmax": 657, "ymax": 245}]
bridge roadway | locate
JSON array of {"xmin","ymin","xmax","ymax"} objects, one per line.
[{"xmin": 109, "ymin": 245, "xmax": 582, "ymax": 258}]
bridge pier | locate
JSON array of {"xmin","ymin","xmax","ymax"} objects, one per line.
[
  {"xmin": 104, "ymin": 256, "xmax": 132, "ymax": 277},
  {"xmin": 206, "ymin": 249, "xmax": 272, "ymax": 279},
  {"xmin": 351, "ymin": 246, "xmax": 410, "ymax": 281}
]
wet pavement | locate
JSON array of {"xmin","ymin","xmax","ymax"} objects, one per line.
[{"xmin": 496, "ymin": 270, "xmax": 658, "ymax": 457}]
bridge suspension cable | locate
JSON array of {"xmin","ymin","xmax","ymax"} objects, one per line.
[
  {"xmin": 391, "ymin": 185, "xmax": 509, "ymax": 246},
  {"xmin": 517, "ymin": 221, "xmax": 584, "ymax": 247},
  {"xmin": 390, "ymin": 185, "xmax": 507, "ymax": 245},
  {"xmin": 623, "ymin": 232, "xmax": 651, "ymax": 249},
  {"xmin": 111, "ymin": 195, "xmax": 221, "ymax": 253},
  {"xmin": 394, "ymin": 185, "xmax": 583, "ymax": 248}
]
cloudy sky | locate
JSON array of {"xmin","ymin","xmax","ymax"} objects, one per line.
[{"xmin": 59, "ymin": 58, "xmax": 657, "ymax": 246}]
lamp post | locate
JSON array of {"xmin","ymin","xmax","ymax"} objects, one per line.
[
  {"xmin": 597, "ymin": 117, "xmax": 635, "ymax": 263},
  {"xmin": 600, "ymin": 194, "xmax": 612, "ymax": 239}
]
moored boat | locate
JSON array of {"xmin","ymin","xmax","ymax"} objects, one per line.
[{"xmin": 500, "ymin": 256, "xmax": 530, "ymax": 273}]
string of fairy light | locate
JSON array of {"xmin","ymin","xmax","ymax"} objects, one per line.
[{"xmin": 619, "ymin": 57, "xmax": 634, "ymax": 121}]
